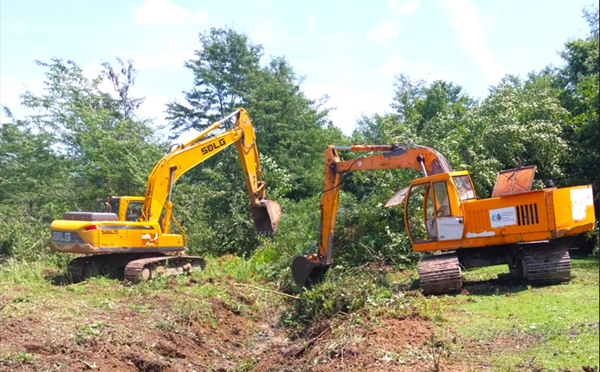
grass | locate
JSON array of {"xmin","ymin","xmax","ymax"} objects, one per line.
[
  {"xmin": 0, "ymin": 253, "xmax": 598, "ymax": 371},
  {"xmin": 444, "ymin": 256, "xmax": 599, "ymax": 371}
]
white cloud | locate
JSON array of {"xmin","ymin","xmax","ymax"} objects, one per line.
[
  {"xmin": 380, "ymin": 55, "xmax": 449, "ymax": 82},
  {"xmin": 192, "ymin": 8, "xmax": 209, "ymax": 24},
  {"xmin": 133, "ymin": 0, "xmax": 208, "ymax": 26},
  {"xmin": 134, "ymin": 0, "xmax": 186, "ymax": 25},
  {"xmin": 251, "ymin": 24, "xmax": 289, "ymax": 44},
  {"xmin": 366, "ymin": 21, "xmax": 400, "ymax": 42},
  {"xmin": 251, "ymin": 30, "xmax": 273, "ymax": 43},
  {"xmin": 304, "ymin": 85, "xmax": 391, "ymax": 134},
  {"xmin": 387, "ymin": 0, "xmax": 400, "ymax": 11},
  {"xmin": 138, "ymin": 95, "xmax": 169, "ymax": 122},
  {"xmin": 127, "ymin": 44, "xmax": 194, "ymax": 69},
  {"xmin": 82, "ymin": 60, "xmax": 119, "ymax": 97},
  {"xmin": 1, "ymin": 22, "xmax": 24, "ymax": 35},
  {"xmin": 309, "ymin": 14, "xmax": 315, "ymax": 34},
  {"xmin": 442, "ymin": 0, "xmax": 504, "ymax": 85},
  {"xmin": 398, "ymin": 0, "xmax": 422, "ymax": 15},
  {"xmin": 387, "ymin": 0, "xmax": 422, "ymax": 15}
]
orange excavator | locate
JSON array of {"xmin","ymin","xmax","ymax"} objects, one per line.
[{"xmin": 291, "ymin": 144, "xmax": 595, "ymax": 294}]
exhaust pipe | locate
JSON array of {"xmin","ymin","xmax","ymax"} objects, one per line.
[{"xmin": 250, "ymin": 199, "xmax": 282, "ymax": 235}]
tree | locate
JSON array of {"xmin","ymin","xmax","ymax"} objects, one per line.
[
  {"xmin": 555, "ymin": 4, "xmax": 599, "ymax": 202},
  {"xmin": 479, "ymin": 73, "xmax": 569, "ymax": 187},
  {"xmin": 166, "ymin": 28, "xmax": 263, "ymax": 133},
  {"xmin": 0, "ymin": 58, "xmax": 160, "ymax": 260},
  {"xmin": 167, "ymin": 28, "xmax": 346, "ymax": 200}
]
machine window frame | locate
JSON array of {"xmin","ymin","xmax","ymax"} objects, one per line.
[
  {"xmin": 125, "ymin": 201, "xmax": 144, "ymax": 221},
  {"xmin": 433, "ymin": 181, "xmax": 452, "ymax": 217}
]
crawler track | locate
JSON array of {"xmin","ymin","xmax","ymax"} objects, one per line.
[
  {"xmin": 68, "ymin": 254, "xmax": 153, "ymax": 282},
  {"xmin": 68, "ymin": 253, "xmax": 205, "ymax": 283},
  {"xmin": 521, "ymin": 243, "xmax": 571, "ymax": 286},
  {"xmin": 124, "ymin": 256, "xmax": 206, "ymax": 283},
  {"xmin": 417, "ymin": 253, "xmax": 462, "ymax": 295}
]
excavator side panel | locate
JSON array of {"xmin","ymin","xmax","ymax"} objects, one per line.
[
  {"xmin": 50, "ymin": 220, "xmax": 183, "ymax": 254},
  {"xmin": 550, "ymin": 185, "xmax": 595, "ymax": 238},
  {"xmin": 411, "ymin": 185, "xmax": 596, "ymax": 252}
]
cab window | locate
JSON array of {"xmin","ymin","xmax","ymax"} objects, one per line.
[
  {"xmin": 433, "ymin": 181, "xmax": 452, "ymax": 217},
  {"xmin": 95, "ymin": 199, "xmax": 119, "ymax": 213},
  {"xmin": 126, "ymin": 202, "xmax": 143, "ymax": 221},
  {"xmin": 453, "ymin": 175, "xmax": 475, "ymax": 201}
]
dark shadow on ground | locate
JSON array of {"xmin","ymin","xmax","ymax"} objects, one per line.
[
  {"xmin": 44, "ymin": 267, "xmax": 123, "ymax": 286},
  {"xmin": 462, "ymin": 273, "xmax": 529, "ymax": 296}
]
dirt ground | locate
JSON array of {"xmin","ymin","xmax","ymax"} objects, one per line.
[
  {"xmin": 1, "ymin": 283, "xmax": 485, "ymax": 372},
  {"xmin": 1, "ymin": 258, "xmax": 597, "ymax": 372}
]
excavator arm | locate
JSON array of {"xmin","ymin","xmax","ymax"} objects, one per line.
[
  {"xmin": 291, "ymin": 143, "xmax": 451, "ymax": 287},
  {"xmin": 140, "ymin": 108, "xmax": 281, "ymax": 234}
]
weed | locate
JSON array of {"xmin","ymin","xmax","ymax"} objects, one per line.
[
  {"xmin": 172, "ymin": 296, "xmax": 216, "ymax": 327},
  {"xmin": 75, "ymin": 321, "xmax": 106, "ymax": 345},
  {"xmin": 128, "ymin": 302, "xmax": 151, "ymax": 314},
  {"xmin": 16, "ymin": 351, "xmax": 34, "ymax": 365},
  {"xmin": 428, "ymin": 334, "xmax": 444, "ymax": 372},
  {"xmin": 235, "ymin": 357, "xmax": 256, "ymax": 372},
  {"xmin": 154, "ymin": 320, "xmax": 175, "ymax": 332}
]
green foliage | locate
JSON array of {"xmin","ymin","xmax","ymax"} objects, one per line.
[
  {"xmin": 290, "ymin": 265, "xmax": 440, "ymax": 325},
  {"xmin": 0, "ymin": 58, "xmax": 161, "ymax": 260},
  {"xmin": 167, "ymin": 28, "xmax": 263, "ymax": 132},
  {"xmin": 1, "ymin": 7, "xmax": 598, "ymax": 286}
]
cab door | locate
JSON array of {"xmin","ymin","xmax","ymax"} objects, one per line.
[
  {"xmin": 432, "ymin": 180, "xmax": 464, "ymax": 241},
  {"xmin": 405, "ymin": 182, "xmax": 437, "ymax": 243}
]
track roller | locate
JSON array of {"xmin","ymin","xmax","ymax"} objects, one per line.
[{"xmin": 418, "ymin": 252, "xmax": 462, "ymax": 295}]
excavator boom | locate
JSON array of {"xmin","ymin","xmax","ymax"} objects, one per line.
[
  {"xmin": 140, "ymin": 108, "xmax": 281, "ymax": 234},
  {"xmin": 291, "ymin": 143, "xmax": 451, "ymax": 287}
]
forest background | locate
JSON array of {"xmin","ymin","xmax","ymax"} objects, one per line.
[{"xmin": 0, "ymin": 6, "xmax": 598, "ymax": 283}]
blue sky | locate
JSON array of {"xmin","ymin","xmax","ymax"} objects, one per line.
[{"xmin": 1, "ymin": 0, "xmax": 593, "ymax": 136}]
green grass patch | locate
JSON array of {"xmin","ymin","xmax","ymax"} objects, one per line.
[{"xmin": 446, "ymin": 257, "xmax": 599, "ymax": 371}]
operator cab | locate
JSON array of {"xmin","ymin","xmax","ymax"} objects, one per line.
[
  {"xmin": 385, "ymin": 171, "xmax": 475, "ymax": 244},
  {"xmin": 95, "ymin": 196, "xmax": 145, "ymax": 222}
]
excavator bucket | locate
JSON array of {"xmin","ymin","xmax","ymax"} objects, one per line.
[
  {"xmin": 251, "ymin": 200, "xmax": 282, "ymax": 235},
  {"xmin": 291, "ymin": 256, "xmax": 330, "ymax": 287}
]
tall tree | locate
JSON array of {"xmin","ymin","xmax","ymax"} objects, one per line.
[
  {"xmin": 555, "ymin": 4, "xmax": 599, "ymax": 204},
  {"xmin": 166, "ymin": 28, "xmax": 263, "ymax": 132}
]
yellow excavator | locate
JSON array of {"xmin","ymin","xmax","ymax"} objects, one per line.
[
  {"xmin": 291, "ymin": 144, "xmax": 595, "ymax": 294},
  {"xmin": 50, "ymin": 108, "xmax": 282, "ymax": 282}
]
